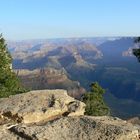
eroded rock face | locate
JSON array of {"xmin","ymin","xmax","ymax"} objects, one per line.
[
  {"xmin": 0, "ymin": 90, "xmax": 85, "ymax": 124},
  {"xmin": 15, "ymin": 68, "xmax": 86, "ymax": 99}
]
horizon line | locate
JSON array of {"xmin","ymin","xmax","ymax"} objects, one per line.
[{"xmin": 6, "ymin": 36, "xmax": 137, "ymax": 42}]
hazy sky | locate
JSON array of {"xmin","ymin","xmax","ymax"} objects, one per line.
[{"xmin": 0, "ymin": 0, "xmax": 140, "ymax": 40}]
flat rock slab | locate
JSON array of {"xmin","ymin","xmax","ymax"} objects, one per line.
[
  {"xmin": 7, "ymin": 116, "xmax": 139, "ymax": 140},
  {"xmin": 0, "ymin": 90, "xmax": 85, "ymax": 124}
]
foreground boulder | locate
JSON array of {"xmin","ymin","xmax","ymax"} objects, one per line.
[
  {"xmin": 0, "ymin": 90, "xmax": 139, "ymax": 140},
  {"xmin": 0, "ymin": 90, "xmax": 85, "ymax": 124}
]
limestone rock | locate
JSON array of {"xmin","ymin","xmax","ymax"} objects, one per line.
[
  {"xmin": 6, "ymin": 116, "xmax": 139, "ymax": 140},
  {"xmin": 0, "ymin": 90, "xmax": 85, "ymax": 124},
  {"xmin": 0, "ymin": 124, "xmax": 20, "ymax": 140},
  {"xmin": 0, "ymin": 90, "xmax": 139, "ymax": 140}
]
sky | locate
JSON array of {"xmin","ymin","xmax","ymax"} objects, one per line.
[{"xmin": 0, "ymin": 0, "xmax": 140, "ymax": 40}]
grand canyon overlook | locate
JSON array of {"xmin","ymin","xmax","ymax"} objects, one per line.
[
  {"xmin": 1, "ymin": 0, "xmax": 140, "ymax": 139},
  {"xmin": 1, "ymin": 35, "xmax": 140, "ymax": 140},
  {"xmin": 8, "ymin": 37, "xmax": 140, "ymax": 118}
]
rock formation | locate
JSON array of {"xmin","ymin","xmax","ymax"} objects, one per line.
[
  {"xmin": 127, "ymin": 117, "xmax": 140, "ymax": 126},
  {"xmin": 15, "ymin": 68, "xmax": 86, "ymax": 99},
  {"xmin": 0, "ymin": 90, "xmax": 139, "ymax": 140}
]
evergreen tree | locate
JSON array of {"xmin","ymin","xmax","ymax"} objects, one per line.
[
  {"xmin": 133, "ymin": 37, "xmax": 140, "ymax": 62},
  {"xmin": 83, "ymin": 82, "xmax": 110, "ymax": 116},
  {"xmin": 0, "ymin": 34, "xmax": 25, "ymax": 97}
]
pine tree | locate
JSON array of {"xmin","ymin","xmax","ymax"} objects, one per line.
[
  {"xmin": 133, "ymin": 37, "xmax": 140, "ymax": 62},
  {"xmin": 83, "ymin": 82, "xmax": 110, "ymax": 116},
  {"xmin": 0, "ymin": 34, "xmax": 25, "ymax": 97}
]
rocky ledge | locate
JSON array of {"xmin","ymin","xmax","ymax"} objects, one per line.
[{"xmin": 0, "ymin": 90, "xmax": 139, "ymax": 140}]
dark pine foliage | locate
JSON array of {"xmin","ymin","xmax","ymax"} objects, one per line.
[
  {"xmin": 0, "ymin": 34, "xmax": 26, "ymax": 97},
  {"xmin": 83, "ymin": 82, "xmax": 110, "ymax": 116},
  {"xmin": 133, "ymin": 37, "xmax": 140, "ymax": 62}
]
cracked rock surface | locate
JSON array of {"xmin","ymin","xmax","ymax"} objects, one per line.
[
  {"xmin": 0, "ymin": 90, "xmax": 85, "ymax": 124},
  {"xmin": 0, "ymin": 90, "xmax": 139, "ymax": 140},
  {"xmin": 0, "ymin": 116, "xmax": 139, "ymax": 140}
]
